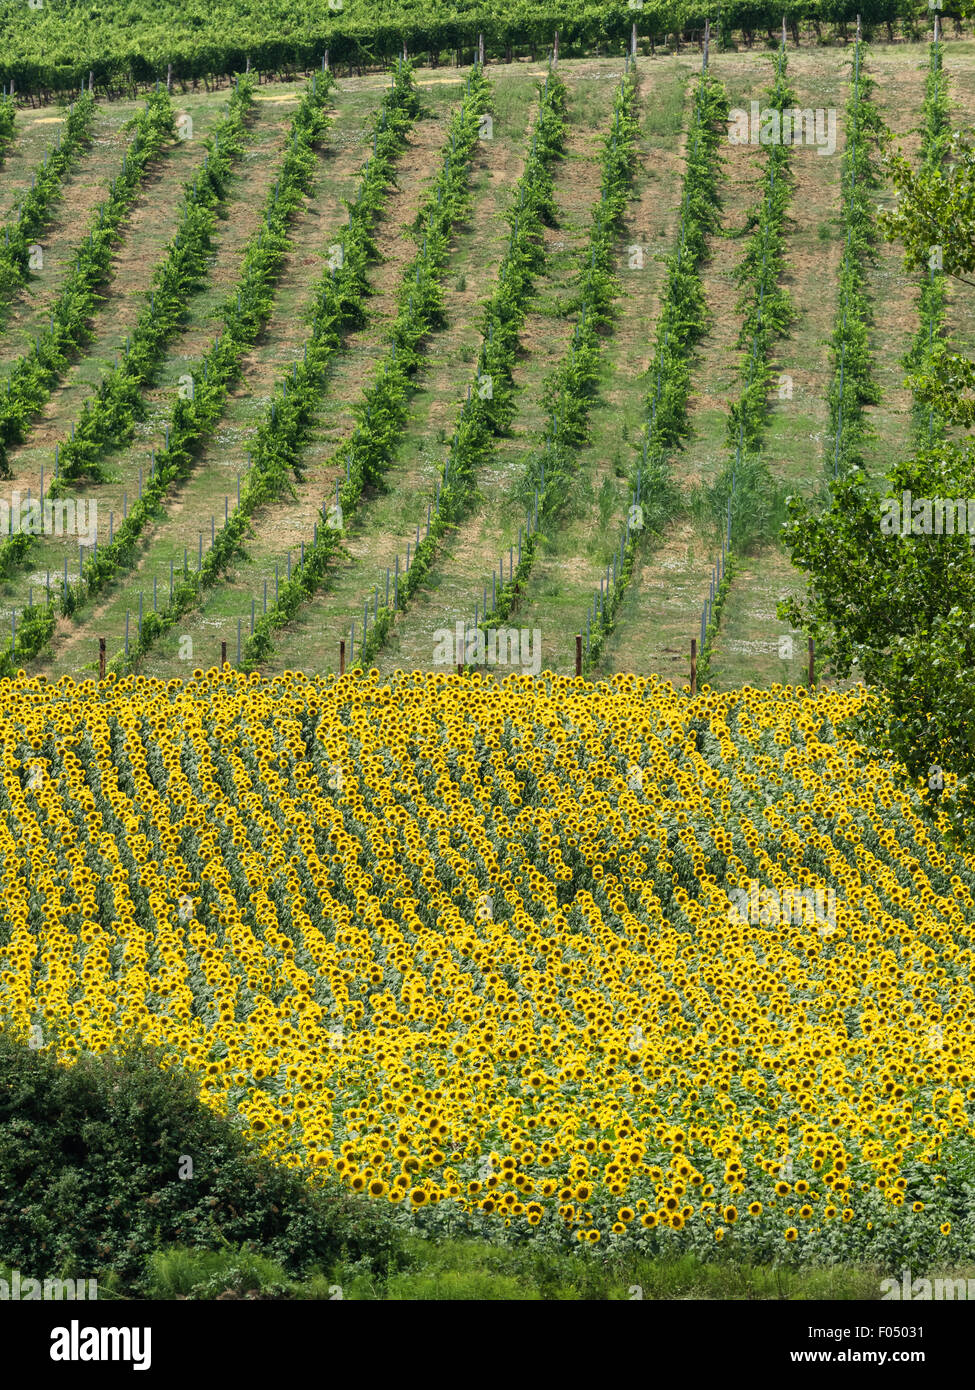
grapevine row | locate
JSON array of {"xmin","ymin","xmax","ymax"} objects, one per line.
[
  {"xmin": 239, "ymin": 63, "xmax": 492, "ymax": 668},
  {"xmin": 581, "ymin": 62, "xmax": 727, "ymax": 672},
  {"xmin": 352, "ymin": 68, "xmax": 568, "ymax": 669},
  {"xmin": 696, "ymin": 45, "xmax": 797, "ymax": 685},
  {"xmin": 0, "ymin": 86, "xmax": 13, "ymax": 159},
  {"xmin": 905, "ymin": 39, "xmax": 950, "ymax": 449},
  {"xmin": 0, "ymin": 76, "xmax": 257, "ymax": 594},
  {"xmin": 824, "ymin": 38, "xmax": 885, "ymax": 480},
  {"xmin": 0, "ymin": 1, "xmax": 952, "ymax": 97},
  {"xmin": 462, "ymin": 61, "xmax": 641, "ymax": 653}
]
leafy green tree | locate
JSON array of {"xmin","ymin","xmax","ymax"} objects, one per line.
[
  {"xmin": 780, "ymin": 51, "xmax": 975, "ymax": 840},
  {"xmin": 881, "ymin": 122, "xmax": 975, "ymax": 426}
]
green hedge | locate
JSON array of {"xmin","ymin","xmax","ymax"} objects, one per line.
[{"xmin": 0, "ymin": 1030, "xmax": 405, "ymax": 1296}]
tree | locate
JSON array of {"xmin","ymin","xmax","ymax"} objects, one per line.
[
  {"xmin": 779, "ymin": 91, "xmax": 975, "ymax": 841},
  {"xmin": 881, "ymin": 118, "xmax": 975, "ymax": 427}
]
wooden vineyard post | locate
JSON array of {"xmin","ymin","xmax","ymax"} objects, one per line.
[
  {"xmin": 339, "ymin": 639, "xmax": 346, "ymax": 675},
  {"xmin": 808, "ymin": 637, "xmax": 815, "ymax": 689},
  {"xmin": 221, "ymin": 641, "xmax": 227, "ymax": 667},
  {"xmin": 690, "ymin": 637, "xmax": 697, "ymax": 696},
  {"xmin": 575, "ymin": 634, "xmax": 582, "ymax": 677},
  {"xmin": 98, "ymin": 637, "xmax": 106, "ymax": 681}
]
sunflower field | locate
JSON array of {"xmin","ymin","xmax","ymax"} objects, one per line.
[{"xmin": 1, "ymin": 667, "xmax": 973, "ymax": 1271}]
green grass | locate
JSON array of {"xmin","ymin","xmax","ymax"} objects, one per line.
[{"xmin": 117, "ymin": 1239, "xmax": 975, "ymax": 1300}]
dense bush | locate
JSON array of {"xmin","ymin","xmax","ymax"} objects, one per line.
[{"xmin": 0, "ymin": 1033, "xmax": 405, "ymax": 1295}]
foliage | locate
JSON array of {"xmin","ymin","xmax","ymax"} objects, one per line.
[
  {"xmin": 779, "ymin": 443, "xmax": 975, "ymax": 844},
  {"xmin": 0, "ymin": 0, "xmax": 956, "ymax": 94},
  {"xmin": 0, "ymin": 91, "xmax": 14, "ymax": 160},
  {"xmin": 780, "ymin": 39, "xmax": 975, "ymax": 843},
  {"xmin": 0, "ymin": 1032, "xmax": 405, "ymax": 1296}
]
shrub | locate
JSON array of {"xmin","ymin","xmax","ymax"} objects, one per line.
[{"xmin": 0, "ymin": 1033, "xmax": 405, "ymax": 1295}]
